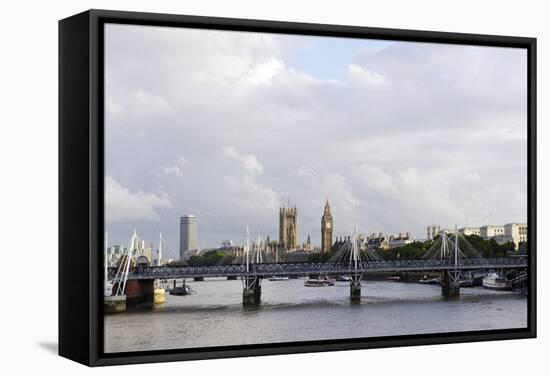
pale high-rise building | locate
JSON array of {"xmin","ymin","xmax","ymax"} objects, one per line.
[
  {"xmin": 480, "ymin": 225, "xmax": 504, "ymax": 239},
  {"xmin": 502, "ymin": 223, "xmax": 528, "ymax": 250},
  {"xmin": 179, "ymin": 215, "xmax": 198, "ymax": 260},
  {"xmin": 427, "ymin": 224, "xmax": 440, "ymax": 240},
  {"xmin": 458, "ymin": 227, "xmax": 481, "ymax": 236}
]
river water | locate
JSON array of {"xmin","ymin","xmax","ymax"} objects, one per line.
[{"xmin": 104, "ymin": 278, "xmax": 527, "ymax": 353}]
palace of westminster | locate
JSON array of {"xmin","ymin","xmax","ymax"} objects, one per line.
[
  {"xmin": 277, "ymin": 199, "xmax": 334, "ymax": 253},
  {"xmin": 273, "ymin": 200, "xmax": 417, "ymax": 255},
  {"xmin": 107, "ymin": 199, "xmax": 527, "ymax": 266}
]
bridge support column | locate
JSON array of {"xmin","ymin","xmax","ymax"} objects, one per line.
[
  {"xmin": 104, "ymin": 295, "xmax": 126, "ymax": 313},
  {"xmin": 350, "ymin": 274, "xmax": 362, "ymax": 302},
  {"xmin": 125, "ymin": 279, "xmax": 154, "ymax": 309},
  {"xmin": 242, "ymin": 276, "xmax": 261, "ymax": 305},
  {"xmin": 441, "ymin": 271, "xmax": 460, "ymax": 298}
]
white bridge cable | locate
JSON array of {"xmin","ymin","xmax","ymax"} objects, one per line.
[
  {"xmin": 454, "ymin": 232, "xmax": 483, "ymax": 258},
  {"xmin": 422, "ymin": 235, "xmax": 446, "ymax": 259},
  {"xmin": 219, "ymin": 228, "xmax": 274, "ymax": 267},
  {"xmin": 322, "ymin": 228, "xmax": 388, "ymax": 273},
  {"xmin": 159, "ymin": 237, "xmax": 180, "ymax": 261},
  {"xmin": 422, "ymin": 230, "xmax": 482, "ymax": 261},
  {"xmin": 111, "ymin": 232, "xmax": 136, "ymax": 289},
  {"xmin": 114, "ymin": 230, "xmax": 144, "ymax": 296}
]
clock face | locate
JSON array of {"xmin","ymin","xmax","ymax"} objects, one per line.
[{"xmin": 326, "ymin": 223, "xmax": 331, "ymax": 229}]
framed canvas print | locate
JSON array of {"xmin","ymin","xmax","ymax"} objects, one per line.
[{"xmin": 59, "ymin": 9, "xmax": 536, "ymax": 366}]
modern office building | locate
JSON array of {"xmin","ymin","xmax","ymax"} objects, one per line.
[
  {"xmin": 106, "ymin": 245, "xmax": 125, "ymax": 267},
  {"xmin": 366, "ymin": 232, "xmax": 413, "ymax": 250},
  {"xmin": 458, "ymin": 227, "xmax": 481, "ymax": 236},
  {"xmin": 426, "ymin": 224, "xmax": 440, "ymax": 240},
  {"xmin": 366, "ymin": 233, "xmax": 390, "ymax": 251},
  {"xmin": 388, "ymin": 232, "xmax": 414, "ymax": 249},
  {"xmin": 498, "ymin": 223, "xmax": 528, "ymax": 250},
  {"xmin": 141, "ymin": 242, "xmax": 153, "ymax": 264},
  {"xmin": 479, "ymin": 225, "xmax": 505, "ymax": 239},
  {"xmin": 179, "ymin": 215, "xmax": 198, "ymax": 260}
]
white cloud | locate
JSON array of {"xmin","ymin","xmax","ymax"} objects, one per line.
[
  {"xmin": 353, "ymin": 164, "xmax": 396, "ymax": 195},
  {"xmin": 348, "ymin": 64, "xmax": 386, "ymax": 87},
  {"xmin": 224, "ymin": 174, "xmax": 280, "ymax": 211},
  {"xmin": 297, "ymin": 165, "xmax": 316, "ymax": 179},
  {"xmin": 106, "ymin": 88, "xmax": 172, "ymax": 121},
  {"xmin": 239, "ymin": 58, "xmax": 285, "ymax": 87},
  {"xmin": 398, "ymin": 168, "xmax": 420, "ymax": 186},
  {"xmin": 103, "ymin": 24, "xmax": 527, "ymax": 247},
  {"xmin": 223, "ymin": 146, "xmax": 264, "ymax": 175},
  {"xmin": 465, "ymin": 171, "xmax": 481, "ymax": 182},
  {"xmin": 105, "ymin": 176, "xmax": 171, "ymax": 223},
  {"xmin": 161, "ymin": 156, "xmax": 189, "ymax": 177}
]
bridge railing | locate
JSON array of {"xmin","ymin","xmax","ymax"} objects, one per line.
[{"xmin": 108, "ymin": 256, "xmax": 527, "ymax": 280}]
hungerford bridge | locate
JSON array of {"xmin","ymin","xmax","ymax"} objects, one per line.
[{"xmin": 107, "ymin": 227, "xmax": 527, "ymax": 306}]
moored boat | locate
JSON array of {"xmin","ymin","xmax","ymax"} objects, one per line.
[
  {"xmin": 471, "ymin": 270, "xmax": 486, "ymax": 286},
  {"xmin": 336, "ymin": 275, "xmax": 351, "ymax": 282},
  {"xmin": 169, "ymin": 285, "xmax": 194, "ymax": 295},
  {"xmin": 483, "ymin": 273, "xmax": 511, "ymax": 290},
  {"xmin": 459, "ymin": 277, "xmax": 474, "ymax": 287},
  {"xmin": 419, "ymin": 275, "xmax": 440, "ymax": 284},
  {"xmin": 269, "ymin": 276, "xmax": 289, "ymax": 281},
  {"xmin": 459, "ymin": 272, "xmax": 474, "ymax": 287},
  {"xmin": 304, "ymin": 278, "xmax": 334, "ymax": 287}
]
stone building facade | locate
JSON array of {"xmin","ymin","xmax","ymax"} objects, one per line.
[
  {"xmin": 321, "ymin": 200, "xmax": 333, "ymax": 253},
  {"xmin": 279, "ymin": 206, "xmax": 298, "ymax": 250}
]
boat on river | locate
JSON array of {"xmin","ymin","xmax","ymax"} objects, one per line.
[
  {"xmin": 169, "ymin": 285, "xmax": 194, "ymax": 295},
  {"xmin": 483, "ymin": 273, "xmax": 512, "ymax": 290},
  {"xmin": 304, "ymin": 278, "xmax": 334, "ymax": 287},
  {"xmin": 269, "ymin": 276, "xmax": 289, "ymax": 281},
  {"xmin": 419, "ymin": 275, "xmax": 440, "ymax": 285},
  {"xmin": 459, "ymin": 276, "xmax": 474, "ymax": 287},
  {"xmin": 459, "ymin": 272, "xmax": 474, "ymax": 287},
  {"xmin": 336, "ymin": 275, "xmax": 351, "ymax": 282}
]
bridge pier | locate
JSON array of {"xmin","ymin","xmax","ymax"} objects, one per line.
[
  {"xmin": 125, "ymin": 279, "xmax": 155, "ymax": 309},
  {"xmin": 104, "ymin": 295, "xmax": 126, "ymax": 313},
  {"xmin": 441, "ymin": 271, "xmax": 460, "ymax": 298},
  {"xmin": 242, "ymin": 276, "xmax": 262, "ymax": 305},
  {"xmin": 350, "ymin": 274, "xmax": 362, "ymax": 302}
]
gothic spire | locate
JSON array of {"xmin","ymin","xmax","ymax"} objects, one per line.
[{"xmin": 324, "ymin": 198, "xmax": 331, "ymax": 214}]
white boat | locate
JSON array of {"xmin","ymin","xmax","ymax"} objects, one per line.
[
  {"xmin": 336, "ymin": 275, "xmax": 351, "ymax": 282},
  {"xmin": 419, "ymin": 275, "xmax": 440, "ymax": 285},
  {"xmin": 483, "ymin": 273, "xmax": 511, "ymax": 290},
  {"xmin": 269, "ymin": 276, "xmax": 289, "ymax": 281},
  {"xmin": 304, "ymin": 278, "xmax": 334, "ymax": 287}
]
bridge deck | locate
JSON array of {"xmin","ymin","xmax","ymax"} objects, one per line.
[{"xmin": 110, "ymin": 257, "xmax": 528, "ymax": 280}]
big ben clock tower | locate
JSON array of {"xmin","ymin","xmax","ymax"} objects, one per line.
[{"xmin": 321, "ymin": 199, "xmax": 333, "ymax": 253}]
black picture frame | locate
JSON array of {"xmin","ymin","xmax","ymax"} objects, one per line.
[{"xmin": 59, "ymin": 9, "xmax": 537, "ymax": 367}]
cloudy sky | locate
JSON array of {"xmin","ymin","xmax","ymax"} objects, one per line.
[{"xmin": 104, "ymin": 23, "xmax": 527, "ymax": 254}]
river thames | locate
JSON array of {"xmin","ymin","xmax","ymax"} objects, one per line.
[{"xmin": 104, "ymin": 278, "xmax": 527, "ymax": 353}]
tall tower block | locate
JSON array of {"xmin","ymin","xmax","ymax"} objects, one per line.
[
  {"xmin": 179, "ymin": 215, "xmax": 198, "ymax": 260},
  {"xmin": 321, "ymin": 200, "xmax": 333, "ymax": 253},
  {"xmin": 279, "ymin": 206, "xmax": 298, "ymax": 250}
]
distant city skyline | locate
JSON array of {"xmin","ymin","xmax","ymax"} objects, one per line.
[{"xmin": 104, "ymin": 24, "xmax": 527, "ymax": 254}]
